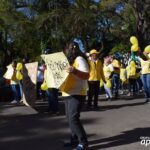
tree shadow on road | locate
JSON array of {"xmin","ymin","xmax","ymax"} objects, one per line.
[
  {"xmin": 99, "ymin": 101, "xmax": 147, "ymax": 111},
  {"xmin": 0, "ymin": 110, "xmax": 97, "ymax": 150},
  {"xmin": 89, "ymin": 127, "xmax": 150, "ymax": 150},
  {"xmin": 83, "ymin": 101, "xmax": 147, "ymax": 112}
]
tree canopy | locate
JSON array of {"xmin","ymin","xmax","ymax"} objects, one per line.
[{"xmin": 0, "ymin": 0, "xmax": 150, "ymax": 66}]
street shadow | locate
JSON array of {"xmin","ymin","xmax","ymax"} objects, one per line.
[
  {"xmin": 0, "ymin": 110, "xmax": 97, "ymax": 150},
  {"xmin": 99, "ymin": 101, "xmax": 146, "ymax": 111},
  {"xmin": 89, "ymin": 127, "xmax": 150, "ymax": 150},
  {"xmin": 33, "ymin": 98, "xmax": 66, "ymax": 115},
  {"xmin": 83, "ymin": 101, "xmax": 146, "ymax": 112}
]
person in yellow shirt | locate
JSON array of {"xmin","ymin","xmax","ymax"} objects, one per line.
[
  {"xmin": 10, "ymin": 60, "xmax": 21, "ymax": 104},
  {"xmin": 61, "ymin": 42, "xmax": 89, "ymax": 150},
  {"xmin": 112, "ymin": 53, "xmax": 121, "ymax": 98},
  {"xmin": 43, "ymin": 62, "xmax": 59, "ymax": 114},
  {"xmin": 87, "ymin": 49, "xmax": 105, "ymax": 108},
  {"xmin": 103, "ymin": 56, "xmax": 114, "ymax": 100},
  {"xmin": 126, "ymin": 60, "xmax": 138, "ymax": 96},
  {"xmin": 120, "ymin": 63, "xmax": 128, "ymax": 95},
  {"xmin": 138, "ymin": 48, "xmax": 150, "ymax": 103}
]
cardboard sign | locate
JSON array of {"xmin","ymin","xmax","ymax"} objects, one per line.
[
  {"xmin": 22, "ymin": 62, "xmax": 38, "ymax": 107},
  {"xmin": 3, "ymin": 65, "xmax": 14, "ymax": 80},
  {"xmin": 41, "ymin": 52, "xmax": 69, "ymax": 89}
]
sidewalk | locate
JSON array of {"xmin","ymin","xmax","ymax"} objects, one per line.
[{"xmin": 0, "ymin": 95, "xmax": 150, "ymax": 150}]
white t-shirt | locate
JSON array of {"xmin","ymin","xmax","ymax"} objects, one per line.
[
  {"xmin": 103, "ymin": 64, "xmax": 114, "ymax": 79},
  {"xmin": 61, "ymin": 56, "xmax": 89, "ymax": 96}
]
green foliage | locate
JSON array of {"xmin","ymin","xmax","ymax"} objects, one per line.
[
  {"xmin": 110, "ymin": 43, "xmax": 130, "ymax": 54},
  {"xmin": 0, "ymin": 0, "xmax": 149, "ymax": 67}
]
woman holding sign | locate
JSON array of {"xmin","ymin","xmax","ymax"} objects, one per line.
[{"xmin": 61, "ymin": 42, "xmax": 89, "ymax": 150}]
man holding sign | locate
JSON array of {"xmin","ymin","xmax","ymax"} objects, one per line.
[{"xmin": 41, "ymin": 51, "xmax": 70, "ymax": 113}]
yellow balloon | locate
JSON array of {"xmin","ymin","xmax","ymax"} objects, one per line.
[
  {"xmin": 130, "ymin": 61, "xmax": 136, "ymax": 66},
  {"xmin": 106, "ymin": 80, "xmax": 111, "ymax": 88},
  {"xmin": 16, "ymin": 71, "xmax": 23, "ymax": 80},
  {"xmin": 16, "ymin": 63, "xmax": 23, "ymax": 71},
  {"xmin": 41, "ymin": 82, "xmax": 48, "ymax": 91},
  {"xmin": 131, "ymin": 44, "xmax": 138, "ymax": 52},
  {"xmin": 130, "ymin": 36, "xmax": 138, "ymax": 45},
  {"xmin": 144, "ymin": 45, "xmax": 150, "ymax": 54}
]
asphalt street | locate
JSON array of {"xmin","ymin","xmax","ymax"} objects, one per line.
[{"xmin": 0, "ymin": 94, "xmax": 150, "ymax": 150}]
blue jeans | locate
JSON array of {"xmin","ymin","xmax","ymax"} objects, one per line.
[
  {"xmin": 46, "ymin": 88, "xmax": 58, "ymax": 111},
  {"xmin": 112, "ymin": 74, "xmax": 120, "ymax": 97},
  {"xmin": 11, "ymin": 84, "xmax": 20, "ymax": 101},
  {"xmin": 141, "ymin": 74, "xmax": 150, "ymax": 98},
  {"xmin": 104, "ymin": 84, "xmax": 112, "ymax": 98}
]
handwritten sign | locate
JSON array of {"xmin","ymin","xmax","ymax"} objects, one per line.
[
  {"xmin": 22, "ymin": 62, "xmax": 38, "ymax": 107},
  {"xmin": 41, "ymin": 52, "xmax": 69, "ymax": 88}
]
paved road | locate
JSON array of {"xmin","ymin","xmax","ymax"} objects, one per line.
[{"xmin": 0, "ymin": 95, "xmax": 150, "ymax": 150}]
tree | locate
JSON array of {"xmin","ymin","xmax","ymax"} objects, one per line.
[
  {"xmin": 127, "ymin": 0, "xmax": 150, "ymax": 49},
  {"xmin": 65, "ymin": 0, "xmax": 98, "ymax": 50}
]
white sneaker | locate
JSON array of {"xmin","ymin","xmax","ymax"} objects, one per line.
[{"xmin": 11, "ymin": 100, "xmax": 18, "ymax": 104}]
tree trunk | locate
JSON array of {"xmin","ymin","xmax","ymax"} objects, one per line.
[{"xmin": 129, "ymin": 0, "xmax": 150, "ymax": 50}]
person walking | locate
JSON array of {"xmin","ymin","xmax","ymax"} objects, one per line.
[
  {"xmin": 138, "ymin": 47, "xmax": 150, "ymax": 103},
  {"xmin": 10, "ymin": 60, "xmax": 21, "ymax": 104}
]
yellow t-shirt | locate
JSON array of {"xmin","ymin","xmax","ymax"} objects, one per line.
[
  {"xmin": 138, "ymin": 57, "xmax": 150, "ymax": 74},
  {"xmin": 112, "ymin": 59, "xmax": 120, "ymax": 74},
  {"xmin": 120, "ymin": 68, "xmax": 127, "ymax": 82},
  {"xmin": 10, "ymin": 70, "xmax": 19, "ymax": 85},
  {"xmin": 60, "ymin": 56, "xmax": 89, "ymax": 96},
  {"xmin": 126, "ymin": 64, "xmax": 138, "ymax": 79},
  {"xmin": 88, "ymin": 59, "xmax": 104, "ymax": 81}
]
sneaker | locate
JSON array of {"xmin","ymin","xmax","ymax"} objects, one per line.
[
  {"xmin": 127, "ymin": 93, "xmax": 131, "ymax": 96},
  {"xmin": 11, "ymin": 100, "xmax": 18, "ymax": 104},
  {"xmin": 76, "ymin": 144, "xmax": 87, "ymax": 150}
]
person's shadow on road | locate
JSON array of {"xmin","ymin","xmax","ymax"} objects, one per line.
[{"xmin": 88, "ymin": 127, "xmax": 150, "ymax": 150}]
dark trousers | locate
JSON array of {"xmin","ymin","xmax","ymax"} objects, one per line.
[
  {"xmin": 129, "ymin": 78, "xmax": 137, "ymax": 94},
  {"xmin": 112, "ymin": 74, "xmax": 120, "ymax": 98},
  {"xmin": 37, "ymin": 81, "xmax": 45, "ymax": 99},
  {"xmin": 87, "ymin": 81, "xmax": 100, "ymax": 107},
  {"xmin": 65, "ymin": 95, "xmax": 88, "ymax": 146},
  {"xmin": 46, "ymin": 88, "xmax": 58, "ymax": 111}
]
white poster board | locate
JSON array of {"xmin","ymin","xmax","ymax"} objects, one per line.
[{"xmin": 41, "ymin": 52, "xmax": 69, "ymax": 89}]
